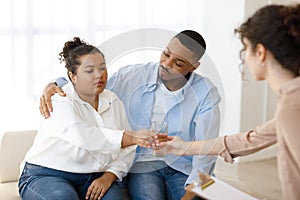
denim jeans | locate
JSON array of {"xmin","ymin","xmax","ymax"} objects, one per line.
[
  {"xmin": 126, "ymin": 161, "xmax": 188, "ymax": 200},
  {"xmin": 18, "ymin": 162, "xmax": 123, "ymax": 200}
]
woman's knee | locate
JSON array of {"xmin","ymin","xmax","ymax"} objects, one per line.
[{"xmin": 20, "ymin": 176, "xmax": 79, "ymax": 200}]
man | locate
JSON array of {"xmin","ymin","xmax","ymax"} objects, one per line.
[{"xmin": 40, "ymin": 30, "xmax": 221, "ymax": 199}]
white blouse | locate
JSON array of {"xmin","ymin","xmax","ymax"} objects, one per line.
[{"xmin": 22, "ymin": 83, "xmax": 136, "ymax": 180}]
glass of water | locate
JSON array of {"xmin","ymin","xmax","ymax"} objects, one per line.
[{"xmin": 151, "ymin": 121, "xmax": 168, "ymax": 157}]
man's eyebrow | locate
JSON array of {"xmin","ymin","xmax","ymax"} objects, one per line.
[
  {"xmin": 165, "ymin": 47, "xmax": 187, "ymax": 64},
  {"xmin": 166, "ymin": 47, "xmax": 187, "ymax": 63}
]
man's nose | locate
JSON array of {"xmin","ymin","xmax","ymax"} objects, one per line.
[{"xmin": 163, "ymin": 58, "xmax": 173, "ymax": 69}]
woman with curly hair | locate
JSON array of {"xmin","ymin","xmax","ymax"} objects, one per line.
[{"xmin": 161, "ymin": 4, "xmax": 300, "ymax": 200}]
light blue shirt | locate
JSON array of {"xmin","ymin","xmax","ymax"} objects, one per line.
[
  {"xmin": 57, "ymin": 62, "xmax": 221, "ymax": 185},
  {"xmin": 106, "ymin": 62, "xmax": 221, "ymax": 185}
]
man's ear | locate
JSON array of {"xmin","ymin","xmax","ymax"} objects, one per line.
[
  {"xmin": 255, "ymin": 43, "xmax": 267, "ymax": 63},
  {"xmin": 191, "ymin": 61, "xmax": 200, "ymax": 72}
]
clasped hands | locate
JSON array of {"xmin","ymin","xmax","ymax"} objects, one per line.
[
  {"xmin": 137, "ymin": 131, "xmax": 190, "ymax": 156},
  {"xmin": 135, "ymin": 130, "xmax": 174, "ymax": 150}
]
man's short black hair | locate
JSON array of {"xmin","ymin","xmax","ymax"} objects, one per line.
[{"xmin": 174, "ymin": 30, "xmax": 206, "ymax": 61}]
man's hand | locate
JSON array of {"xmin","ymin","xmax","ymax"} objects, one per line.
[
  {"xmin": 39, "ymin": 83, "xmax": 66, "ymax": 118},
  {"xmin": 85, "ymin": 172, "xmax": 116, "ymax": 200}
]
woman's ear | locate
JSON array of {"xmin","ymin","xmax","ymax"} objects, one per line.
[
  {"xmin": 255, "ymin": 43, "xmax": 267, "ymax": 63},
  {"xmin": 68, "ymin": 71, "xmax": 76, "ymax": 83}
]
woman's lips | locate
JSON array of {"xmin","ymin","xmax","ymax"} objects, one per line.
[{"xmin": 95, "ymin": 81, "xmax": 104, "ymax": 86}]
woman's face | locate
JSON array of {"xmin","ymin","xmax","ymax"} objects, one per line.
[
  {"xmin": 70, "ymin": 52, "xmax": 107, "ymax": 98},
  {"xmin": 243, "ymin": 38, "xmax": 266, "ymax": 81}
]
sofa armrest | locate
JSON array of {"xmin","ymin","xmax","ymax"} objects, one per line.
[{"xmin": 0, "ymin": 130, "xmax": 37, "ymax": 183}]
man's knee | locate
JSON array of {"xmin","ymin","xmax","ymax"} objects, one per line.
[
  {"xmin": 51, "ymin": 189, "xmax": 79, "ymax": 200},
  {"xmin": 127, "ymin": 173, "xmax": 166, "ymax": 200}
]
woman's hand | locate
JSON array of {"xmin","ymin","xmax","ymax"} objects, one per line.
[
  {"xmin": 122, "ymin": 129, "xmax": 155, "ymax": 148},
  {"xmin": 85, "ymin": 172, "xmax": 116, "ymax": 200},
  {"xmin": 157, "ymin": 136, "xmax": 189, "ymax": 156},
  {"xmin": 133, "ymin": 129, "xmax": 156, "ymax": 147}
]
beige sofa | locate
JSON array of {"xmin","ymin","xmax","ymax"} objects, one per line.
[
  {"xmin": 0, "ymin": 129, "xmax": 278, "ymax": 199},
  {"xmin": 0, "ymin": 130, "xmax": 37, "ymax": 200},
  {"xmin": 0, "ymin": 130, "xmax": 133, "ymax": 200}
]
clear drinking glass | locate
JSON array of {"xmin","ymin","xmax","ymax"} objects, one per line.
[{"xmin": 151, "ymin": 121, "xmax": 168, "ymax": 157}]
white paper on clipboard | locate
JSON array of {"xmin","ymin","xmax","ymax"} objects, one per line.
[{"xmin": 190, "ymin": 177, "xmax": 258, "ymax": 200}]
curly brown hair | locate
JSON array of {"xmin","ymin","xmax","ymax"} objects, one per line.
[
  {"xmin": 235, "ymin": 4, "xmax": 300, "ymax": 76},
  {"xmin": 59, "ymin": 37, "xmax": 104, "ymax": 80}
]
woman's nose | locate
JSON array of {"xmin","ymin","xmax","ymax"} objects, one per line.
[{"xmin": 95, "ymin": 70, "xmax": 103, "ymax": 78}]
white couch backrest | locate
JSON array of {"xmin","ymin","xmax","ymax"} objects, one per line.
[{"xmin": 0, "ymin": 130, "xmax": 37, "ymax": 183}]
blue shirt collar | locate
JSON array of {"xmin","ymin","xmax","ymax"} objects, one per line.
[
  {"xmin": 145, "ymin": 64, "xmax": 196, "ymax": 103},
  {"xmin": 144, "ymin": 63, "xmax": 160, "ymax": 92}
]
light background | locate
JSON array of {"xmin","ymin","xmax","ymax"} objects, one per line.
[{"xmin": 0, "ymin": 0, "xmax": 299, "ymax": 163}]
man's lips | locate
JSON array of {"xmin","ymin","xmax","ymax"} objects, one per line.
[{"xmin": 159, "ymin": 65, "xmax": 170, "ymax": 74}]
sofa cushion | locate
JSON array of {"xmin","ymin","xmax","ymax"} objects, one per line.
[
  {"xmin": 0, "ymin": 182, "xmax": 20, "ymax": 200},
  {"xmin": 0, "ymin": 130, "xmax": 37, "ymax": 183}
]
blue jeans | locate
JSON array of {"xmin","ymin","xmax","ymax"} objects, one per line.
[
  {"xmin": 18, "ymin": 162, "xmax": 123, "ymax": 200},
  {"xmin": 126, "ymin": 161, "xmax": 188, "ymax": 200}
]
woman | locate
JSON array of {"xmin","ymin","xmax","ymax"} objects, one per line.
[
  {"xmin": 18, "ymin": 37, "xmax": 150, "ymax": 200},
  {"xmin": 159, "ymin": 4, "xmax": 300, "ymax": 200}
]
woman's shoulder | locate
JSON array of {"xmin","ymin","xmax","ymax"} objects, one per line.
[
  {"xmin": 52, "ymin": 83, "xmax": 76, "ymax": 105},
  {"xmin": 100, "ymin": 89, "xmax": 120, "ymax": 102},
  {"xmin": 279, "ymin": 77, "xmax": 300, "ymax": 106},
  {"xmin": 98, "ymin": 90, "xmax": 125, "ymax": 114}
]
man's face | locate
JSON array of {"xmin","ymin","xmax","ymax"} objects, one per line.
[{"xmin": 159, "ymin": 38, "xmax": 199, "ymax": 81}]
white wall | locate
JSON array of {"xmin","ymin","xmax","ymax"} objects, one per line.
[
  {"xmin": 197, "ymin": 0, "xmax": 245, "ymax": 135},
  {"xmin": 189, "ymin": 0, "xmax": 299, "ymax": 161},
  {"xmin": 2, "ymin": 0, "xmax": 299, "ymax": 157}
]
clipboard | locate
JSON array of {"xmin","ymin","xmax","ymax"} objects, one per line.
[{"xmin": 185, "ymin": 176, "xmax": 258, "ymax": 200}]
